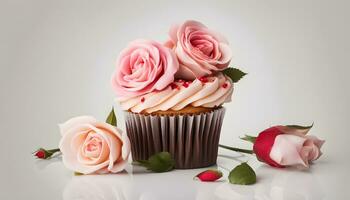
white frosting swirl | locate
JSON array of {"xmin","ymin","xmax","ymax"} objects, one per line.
[{"xmin": 117, "ymin": 73, "xmax": 233, "ymax": 113}]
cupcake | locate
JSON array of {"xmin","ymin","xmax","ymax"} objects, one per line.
[{"xmin": 111, "ymin": 20, "xmax": 244, "ymax": 169}]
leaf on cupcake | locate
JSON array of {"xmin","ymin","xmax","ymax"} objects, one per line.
[{"xmin": 222, "ymin": 68, "xmax": 247, "ymax": 83}]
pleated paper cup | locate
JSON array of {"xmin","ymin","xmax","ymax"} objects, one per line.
[{"xmin": 124, "ymin": 107, "xmax": 226, "ymax": 169}]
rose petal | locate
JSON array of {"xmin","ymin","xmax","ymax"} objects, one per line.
[
  {"xmin": 304, "ymin": 135, "xmax": 325, "ymax": 160},
  {"xmin": 164, "ymin": 39, "xmax": 175, "ymax": 49},
  {"xmin": 152, "ymin": 44, "xmax": 178, "ymax": 90},
  {"xmin": 109, "ymin": 159, "xmax": 128, "ymax": 173},
  {"xmin": 175, "ymin": 64, "xmax": 197, "ymax": 80},
  {"xmin": 306, "ymin": 135, "xmax": 325, "ymax": 149},
  {"xmin": 117, "ymin": 127, "xmax": 131, "ymax": 160},
  {"xmin": 270, "ymin": 134, "xmax": 309, "ymax": 167},
  {"xmin": 175, "ymin": 41, "xmax": 211, "ymax": 77},
  {"xmin": 59, "ymin": 125, "xmax": 111, "ymax": 174},
  {"xmin": 87, "ymin": 123, "xmax": 122, "ymax": 171},
  {"xmin": 169, "ymin": 24, "xmax": 179, "ymax": 43},
  {"xmin": 58, "ymin": 116, "xmax": 96, "ymax": 136},
  {"xmin": 169, "ymin": 20, "xmax": 232, "ymax": 79},
  {"xmin": 216, "ymin": 43, "xmax": 232, "ymax": 67},
  {"xmin": 77, "ymin": 133, "xmax": 109, "ymax": 165},
  {"xmin": 111, "ymin": 39, "xmax": 179, "ymax": 98}
]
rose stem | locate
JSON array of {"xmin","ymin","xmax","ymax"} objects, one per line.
[
  {"xmin": 219, "ymin": 144, "xmax": 254, "ymax": 154},
  {"xmin": 47, "ymin": 148, "xmax": 61, "ymax": 153}
]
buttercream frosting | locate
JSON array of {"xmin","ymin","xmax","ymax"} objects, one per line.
[{"xmin": 117, "ymin": 73, "xmax": 233, "ymax": 113}]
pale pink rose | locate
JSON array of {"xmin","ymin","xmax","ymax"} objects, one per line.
[
  {"xmin": 111, "ymin": 39, "xmax": 179, "ymax": 98},
  {"xmin": 167, "ymin": 20, "xmax": 232, "ymax": 80},
  {"xmin": 58, "ymin": 116, "xmax": 130, "ymax": 174}
]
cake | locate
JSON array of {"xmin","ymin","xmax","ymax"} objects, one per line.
[{"xmin": 111, "ymin": 20, "xmax": 245, "ymax": 168}]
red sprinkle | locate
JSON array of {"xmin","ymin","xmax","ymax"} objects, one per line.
[
  {"xmin": 170, "ymin": 83, "xmax": 179, "ymax": 90},
  {"xmin": 141, "ymin": 97, "xmax": 145, "ymax": 103},
  {"xmin": 222, "ymin": 83, "xmax": 228, "ymax": 88},
  {"xmin": 177, "ymin": 79, "xmax": 184, "ymax": 83},
  {"xmin": 183, "ymin": 81, "xmax": 191, "ymax": 88},
  {"xmin": 199, "ymin": 76, "xmax": 208, "ymax": 83}
]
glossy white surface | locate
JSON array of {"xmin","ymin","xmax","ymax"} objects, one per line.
[
  {"xmin": 5, "ymin": 149, "xmax": 346, "ymax": 200},
  {"xmin": 1, "ymin": 0, "xmax": 350, "ymax": 199}
]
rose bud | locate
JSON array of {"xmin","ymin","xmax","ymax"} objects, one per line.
[
  {"xmin": 252, "ymin": 124, "xmax": 325, "ymax": 168},
  {"xmin": 220, "ymin": 124, "xmax": 325, "ymax": 169},
  {"xmin": 33, "ymin": 148, "xmax": 60, "ymax": 159},
  {"xmin": 194, "ymin": 169, "xmax": 223, "ymax": 182}
]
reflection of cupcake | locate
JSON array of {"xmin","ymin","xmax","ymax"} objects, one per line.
[{"xmin": 111, "ymin": 20, "xmax": 244, "ymax": 169}]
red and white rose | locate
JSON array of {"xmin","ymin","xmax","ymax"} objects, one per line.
[
  {"xmin": 253, "ymin": 125, "xmax": 324, "ymax": 168},
  {"xmin": 220, "ymin": 124, "xmax": 325, "ymax": 169}
]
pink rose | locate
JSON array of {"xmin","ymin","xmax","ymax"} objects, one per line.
[
  {"xmin": 253, "ymin": 125, "xmax": 325, "ymax": 168},
  {"xmin": 58, "ymin": 116, "xmax": 130, "ymax": 174},
  {"xmin": 167, "ymin": 20, "xmax": 232, "ymax": 80},
  {"xmin": 111, "ymin": 39, "xmax": 179, "ymax": 98}
]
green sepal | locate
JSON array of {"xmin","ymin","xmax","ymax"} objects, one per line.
[
  {"xmin": 286, "ymin": 123, "xmax": 313, "ymax": 130},
  {"xmin": 74, "ymin": 172, "xmax": 84, "ymax": 176},
  {"xmin": 106, "ymin": 107, "xmax": 117, "ymax": 127},
  {"xmin": 240, "ymin": 135, "xmax": 257, "ymax": 144}
]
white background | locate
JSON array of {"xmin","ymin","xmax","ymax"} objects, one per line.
[{"xmin": 1, "ymin": 0, "xmax": 349, "ymax": 199}]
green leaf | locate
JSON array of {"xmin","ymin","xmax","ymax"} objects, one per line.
[
  {"xmin": 228, "ymin": 162, "xmax": 256, "ymax": 185},
  {"xmin": 222, "ymin": 68, "xmax": 247, "ymax": 83},
  {"xmin": 136, "ymin": 152, "xmax": 175, "ymax": 173},
  {"xmin": 106, "ymin": 107, "xmax": 117, "ymax": 127},
  {"xmin": 240, "ymin": 135, "xmax": 257, "ymax": 144}
]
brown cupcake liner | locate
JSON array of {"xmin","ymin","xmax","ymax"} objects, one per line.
[{"xmin": 124, "ymin": 107, "xmax": 226, "ymax": 169}]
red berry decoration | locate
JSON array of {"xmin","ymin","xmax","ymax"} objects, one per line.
[
  {"xmin": 183, "ymin": 81, "xmax": 190, "ymax": 88},
  {"xmin": 177, "ymin": 79, "xmax": 184, "ymax": 83},
  {"xmin": 199, "ymin": 76, "xmax": 208, "ymax": 83},
  {"xmin": 194, "ymin": 169, "xmax": 223, "ymax": 182},
  {"xmin": 170, "ymin": 83, "xmax": 178, "ymax": 90}
]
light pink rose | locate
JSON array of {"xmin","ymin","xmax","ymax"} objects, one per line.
[
  {"xmin": 167, "ymin": 20, "xmax": 232, "ymax": 80},
  {"xmin": 58, "ymin": 116, "xmax": 130, "ymax": 174},
  {"xmin": 111, "ymin": 39, "xmax": 179, "ymax": 98}
]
